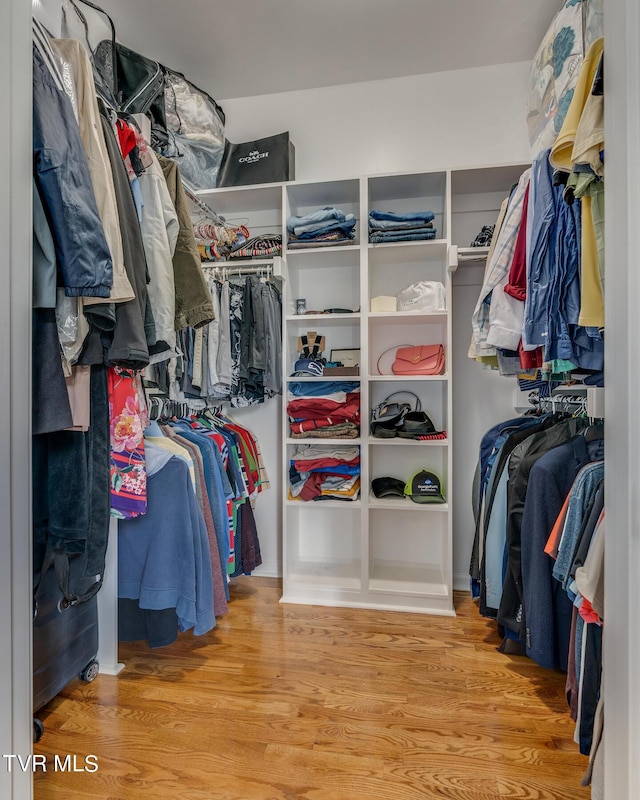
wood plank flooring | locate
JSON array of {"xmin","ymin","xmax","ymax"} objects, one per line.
[{"xmin": 33, "ymin": 578, "xmax": 590, "ymax": 800}]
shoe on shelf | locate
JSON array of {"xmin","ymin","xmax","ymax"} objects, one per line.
[{"xmin": 397, "ymin": 410, "xmax": 444, "ymax": 439}]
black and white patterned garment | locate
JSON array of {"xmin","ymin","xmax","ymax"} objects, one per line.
[
  {"xmin": 470, "ymin": 224, "xmax": 495, "ymax": 248},
  {"xmin": 228, "ymin": 282, "xmax": 250, "ymax": 405},
  {"xmin": 150, "ymin": 276, "xmax": 282, "ymax": 406}
]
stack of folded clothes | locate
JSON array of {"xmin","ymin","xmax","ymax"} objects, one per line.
[
  {"xmin": 369, "ymin": 209, "xmax": 437, "ymax": 243},
  {"xmin": 287, "ymin": 381, "xmax": 360, "ymax": 439},
  {"xmin": 288, "ymin": 444, "xmax": 361, "ymax": 502},
  {"xmin": 228, "ymin": 233, "xmax": 282, "ymax": 259},
  {"xmin": 287, "ymin": 206, "xmax": 357, "ymax": 249},
  {"xmin": 194, "ymin": 221, "xmax": 251, "ymax": 260},
  {"xmin": 195, "ymin": 221, "xmax": 283, "ymax": 261}
]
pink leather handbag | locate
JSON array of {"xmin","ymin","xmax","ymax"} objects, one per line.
[{"xmin": 376, "ymin": 344, "xmax": 445, "ymax": 376}]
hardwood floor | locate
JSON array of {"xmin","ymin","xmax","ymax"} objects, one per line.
[{"xmin": 33, "ymin": 578, "xmax": 590, "ymax": 800}]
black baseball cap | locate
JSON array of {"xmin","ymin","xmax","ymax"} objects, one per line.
[
  {"xmin": 290, "ymin": 358, "xmax": 324, "ymax": 377},
  {"xmin": 371, "ymin": 477, "xmax": 406, "ymax": 499},
  {"xmin": 404, "ymin": 470, "xmax": 446, "ymax": 504}
]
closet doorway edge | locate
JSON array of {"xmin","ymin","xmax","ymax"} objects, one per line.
[
  {"xmin": 603, "ymin": 0, "xmax": 640, "ymax": 797},
  {"xmin": 0, "ymin": 0, "xmax": 36, "ymax": 799}
]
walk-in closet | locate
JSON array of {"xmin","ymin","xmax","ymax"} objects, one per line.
[{"xmin": 2, "ymin": 1, "xmax": 639, "ymax": 798}]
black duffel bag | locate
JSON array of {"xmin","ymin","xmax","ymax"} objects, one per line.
[
  {"xmin": 93, "ymin": 39, "xmax": 226, "ymax": 189},
  {"xmin": 93, "ymin": 39, "xmax": 169, "ymax": 154},
  {"xmin": 216, "ymin": 132, "xmax": 295, "ymax": 187},
  {"xmin": 93, "ymin": 39, "xmax": 165, "ymax": 117}
]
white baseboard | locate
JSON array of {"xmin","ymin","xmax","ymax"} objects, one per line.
[
  {"xmin": 251, "ymin": 559, "xmax": 281, "ymax": 579},
  {"xmin": 453, "ymin": 572, "xmax": 472, "ymax": 592}
]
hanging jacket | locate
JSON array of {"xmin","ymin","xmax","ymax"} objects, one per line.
[
  {"xmin": 157, "ymin": 155, "xmax": 216, "ymax": 330},
  {"xmin": 137, "ymin": 141, "xmax": 179, "ymax": 361},
  {"xmin": 471, "ymin": 169, "xmax": 530, "ymax": 356},
  {"xmin": 498, "ymin": 418, "xmax": 585, "ymax": 641},
  {"xmin": 32, "ymin": 179, "xmax": 57, "ymax": 309},
  {"xmin": 99, "ymin": 109, "xmax": 150, "ymax": 370},
  {"xmin": 33, "ymin": 44, "xmax": 113, "ymax": 298},
  {"xmin": 521, "ymin": 436, "xmax": 596, "ymax": 670},
  {"xmin": 53, "ymin": 38, "xmax": 135, "ymax": 306}
]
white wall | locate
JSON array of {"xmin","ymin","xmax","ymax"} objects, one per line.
[
  {"xmin": 222, "ymin": 61, "xmax": 532, "ymax": 181},
  {"xmin": 222, "ymin": 62, "xmax": 533, "ymax": 588}
]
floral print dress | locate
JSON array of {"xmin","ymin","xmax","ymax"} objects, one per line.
[{"xmin": 108, "ymin": 367, "xmax": 147, "ymax": 519}]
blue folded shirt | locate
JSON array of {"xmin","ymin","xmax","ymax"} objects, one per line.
[{"xmin": 288, "ymin": 381, "xmax": 360, "ymax": 397}]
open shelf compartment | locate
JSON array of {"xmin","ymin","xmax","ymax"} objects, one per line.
[
  {"xmin": 450, "ymin": 164, "xmax": 528, "ymax": 251},
  {"xmin": 368, "ymin": 508, "xmax": 448, "ymax": 597},
  {"xmin": 369, "ymin": 444, "xmax": 448, "ymax": 501},
  {"xmin": 368, "ymin": 379, "xmax": 448, "ymax": 440},
  {"xmin": 367, "ymin": 172, "xmax": 447, "ymax": 241},
  {"xmin": 368, "ymin": 318, "xmax": 448, "ymax": 377},
  {"xmin": 283, "ymin": 504, "xmax": 362, "ymax": 590},
  {"xmin": 285, "ymin": 323, "xmax": 361, "ymax": 376},
  {"xmin": 368, "ymin": 243, "xmax": 448, "ymax": 307},
  {"xmin": 285, "ymin": 179, "xmax": 361, "ymax": 247},
  {"xmin": 285, "ymin": 247, "xmax": 360, "ymax": 316},
  {"xmin": 193, "ymin": 183, "xmax": 283, "ymax": 240}
]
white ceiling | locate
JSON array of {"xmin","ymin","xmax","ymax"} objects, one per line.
[{"xmin": 98, "ymin": 0, "xmax": 561, "ymax": 100}]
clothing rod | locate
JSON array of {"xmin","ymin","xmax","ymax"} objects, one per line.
[
  {"xmin": 529, "ymin": 394, "xmax": 587, "ymax": 405},
  {"xmin": 458, "ymin": 253, "xmax": 489, "ymax": 261},
  {"xmin": 144, "ymin": 388, "xmax": 207, "ymax": 421},
  {"xmin": 201, "ymin": 264, "xmax": 273, "ymax": 276}
]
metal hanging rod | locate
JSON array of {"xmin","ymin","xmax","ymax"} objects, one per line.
[
  {"xmin": 145, "ymin": 389, "xmax": 206, "ymax": 420},
  {"xmin": 528, "ymin": 391, "xmax": 588, "ymax": 414},
  {"xmin": 201, "ymin": 263, "xmax": 274, "ymax": 277}
]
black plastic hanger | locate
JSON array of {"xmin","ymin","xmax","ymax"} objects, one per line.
[{"xmin": 584, "ymin": 421, "xmax": 604, "ymax": 442}]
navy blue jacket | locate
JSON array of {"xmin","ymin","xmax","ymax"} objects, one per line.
[
  {"xmin": 521, "ymin": 435, "xmax": 593, "ymax": 670},
  {"xmin": 32, "ymin": 46, "xmax": 113, "ymax": 298}
]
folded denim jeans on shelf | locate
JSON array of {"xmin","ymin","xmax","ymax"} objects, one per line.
[
  {"xmin": 369, "ymin": 209, "xmax": 435, "ymax": 223},
  {"xmin": 294, "ymin": 213, "xmax": 355, "ymax": 237},
  {"xmin": 368, "ymin": 218, "xmax": 434, "ymax": 231},
  {"xmin": 293, "ymin": 217, "xmax": 357, "ymax": 240},
  {"xmin": 286, "ymin": 206, "xmax": 347, "ymax": 233},
  {"xmin": 369, "ymin": 229, "xmax": 437, "ymax": 243},
  {"xmin": 287, "ymin": 236, "xmax": 354, "ymax": 249}
]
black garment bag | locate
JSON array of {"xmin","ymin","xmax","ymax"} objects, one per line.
[{"xmin": 71, "ymin": 0, "xmax": 226, "ymax": 188}]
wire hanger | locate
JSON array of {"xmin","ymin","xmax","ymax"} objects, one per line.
[
  {"xmin": 221, "ymin": 215, "xmax": 251, "ymax": 227},
  {"xmin": 182, "ymin": 178, "xmax": 227, "ymax": 227},
  {"xmin": 63, "ymin": 0, "xmax": 121, "ymax": 113}
]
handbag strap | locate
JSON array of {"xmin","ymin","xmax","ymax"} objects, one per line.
[
  {"xmin": 376, "ymin": 344, "xmax": 413, "ymax": 375},
  {"xmin": 378, "ymin": 391, "xmax": 422, "ymax": 412}
]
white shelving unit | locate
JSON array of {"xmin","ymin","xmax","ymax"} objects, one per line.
[
  {"xmin": 280, "ymin": 170, "xmax": 454, "ymax": 614},
  {"xmin": 365, "ymin": 170, "xmax": 452, "ymax": 613},
  {"xmin": 194, "ymin": 163, "xmax": 530, "ymax": 617}
]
